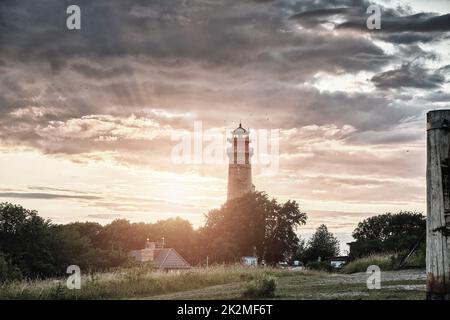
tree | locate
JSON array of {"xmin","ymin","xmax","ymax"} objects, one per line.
[
  {"xmin": 0, "ymin": 194, "xmax": 306, "ymax": 281},
  {"xmin": 49, "ymin": 225, "xmax": 101, "ymax": 272},
  {"xmin": 302, "ymin": 225, "xmax": 340, "ymax": 263},
  {"xmin": 0, "ymin": 203, "xmax": 131, "ymax": 279},
  {"xmin": 201, "ymin": 192, "xmax": 307, "ymax": 265},
  {"xmin": 291, "ymin": 238, "xmax": 307, "ymax": 263},
  {"xmin": 0, "ymin": 202, "xmax": 55, "ymax": 277},
  {"xmin": 349, "ymin": 211, "xmax": 425, "ymax": 259},
  {"xmin": 264, "ymin": 200, "xmax": 308, "ymax": 263},
  {"xmin": 0, "ymin": 202, "xmax": 202, "ymax": 281},
  {"xmin": 0, "ymin": 252, "xmax": 22, "ymax": 282},
  {"xmin": 150, "ymin": 217, "xmax": 197, "ymax": 262}
]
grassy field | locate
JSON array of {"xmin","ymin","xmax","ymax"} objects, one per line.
[
  {"xmin": 149, "ymin": 269, "xmax": 426, "ymax": 300},
  {"xmin": 0, "ymin": 265, "xmax": 426, "ymax": 300}
]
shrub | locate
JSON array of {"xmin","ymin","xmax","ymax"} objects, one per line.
[
  {"xmin": 402, "ymin": 249, "xmax": 425, "ymax": 268},
  {"xmin": 343, "ymin": 248, "xmax": 426, "ymax": 274},
  {"xmin": 242, "ymin": 274, "xmax": 277, "ymax": 299},
  {"xmin": 394, "ymin": 248, "xmax": 425, "ymax": 269},
  {"xmin": 342, "ymin": 253, "xmax": 396, "ymax": 274},
  {"xmin": 305, "ymin": 261, "xmax": 333, "ymax": 272}
]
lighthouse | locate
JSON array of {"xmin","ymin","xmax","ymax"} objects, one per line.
[{"xmin": 227, "ymin": 123, "xmax": 254, "ymax": 201}]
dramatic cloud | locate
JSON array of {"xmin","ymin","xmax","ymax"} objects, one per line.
[
  {"xmin": 372, "ymin": 63, "xmax": 446, "ymax": 88},
  {"xmin": 0, "ymin": 0, "xmax": 448, "ymax": 246},
  {"xmin": 337, "ymin": 12, "xmax": 450, "ymax": 33}
]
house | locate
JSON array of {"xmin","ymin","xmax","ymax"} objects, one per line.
[
  {"xmin": 329, "ymin": 256, "xmax": 348, "ymax": 269},
  {"xmin": 129, "ymin": 239, "xmax": 191, "ymax": 270}
]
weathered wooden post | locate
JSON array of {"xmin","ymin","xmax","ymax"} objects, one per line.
[{"xmin": 427, "ymin": 110, "xmax": 450, "ymax": 300}]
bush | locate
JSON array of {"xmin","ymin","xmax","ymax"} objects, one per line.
[
  {"xmin": 343, "ymin": 248, "xmax": 426, "ymax": 274},
  {"xmin": 342, "ymin": 253, "xmax": 396, "ymax": 274},
  {"xmin": 242, "ymin": 274, "xmax": 277, "ymax": 299},
  {"xmin": 402, "ymin": 249, "xmax": 425, "ymax": 268},
  {"xmin": 305, "ymin": 261, "xmax": 333, "ymax": 272}
]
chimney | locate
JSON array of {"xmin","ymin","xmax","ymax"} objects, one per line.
[
  {"xmin": 141, "ymin": 239, "xmax": 156, "ymax": 262},
  {"xmin": 145, "ymin": 238, "xmax": 156, "ymax": 250}
]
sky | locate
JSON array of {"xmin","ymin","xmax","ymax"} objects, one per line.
[{"xmin": 0, "ymin": 0, "xmax": 449, "ymax": 252}]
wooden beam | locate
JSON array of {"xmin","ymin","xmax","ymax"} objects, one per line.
[{"xmin": 426, "ymin": 110, "xmax": 450, "ymax": 300}]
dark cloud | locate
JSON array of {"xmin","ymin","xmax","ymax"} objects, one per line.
[
  {"xmin": 371, "ymin": 63, "xmax": 446, "ymax": 89},
  {"xmin": 377, "ymin": 33, "xmax": 437, "ymax": 44},
  {"xmin": 289, "ymin": 7, "xmax": 359, "ymax": 28},
  {"xmin": 337, "ymin": 12, "xmax": 450, "ymax": 33},
  {"xmin": 0, "ymin": 0, "xmax": 447, "ymax": 176},
  {"xmin": 69, "ymin": 62, "xmax": 135, "ymax": 80},
  {"xmin": 427, "ymin": 90, "xmax": 450, "ymax": 102},
  {"xmin": 290, "ymin": 4, "xmax": 449, "ymax": 44},
  {"xmin": 290, "ymin": 7, "xmax": 355, "ymax": 19},
  {"xmin": 0, "ymin": 0, "xmax": 389, "ymax": 121}
]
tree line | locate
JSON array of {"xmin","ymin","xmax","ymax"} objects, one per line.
[
  {"xmin": 0, "ymin": 192, "xmax": 426, "ymax": 281},
  {"xmin": 349, "ymin": 211, "xmax": 426, "ymax": 260},
  {"xmin": 0, "ymin": 192, "xmax": 307, "ymax": 280}
]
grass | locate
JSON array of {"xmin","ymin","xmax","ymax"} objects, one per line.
[
  {"xmin": 0, "ymin": 264, "xmax": 302, "ymax": 300},
  {"xmin": 274, "ymin": 274, "xmax": 425, "ymax": 300},
  {"xmin": 149, "ymin": 269, "xmax": 426, "ymax": 300},
  {"xmin": 0, "ymin": 264, "xmax": 426, "ymax": 300},
  {"xmin": 401, "ymin": 249, "xmax": 426, "ymax": 269},
  {"xmin": 342, "ymin": 250, "xmax": 426, "ymax": 274},
  {"xmin": 342, "ymin": 253, "xmax": 396, "ymax": 274}
]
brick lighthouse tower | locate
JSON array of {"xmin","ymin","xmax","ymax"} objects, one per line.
[{"xmin": 227, "ymin": 123, "xmax": 254, "ymax": 201}]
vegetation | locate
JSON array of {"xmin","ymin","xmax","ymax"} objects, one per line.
[
  {"xmin": 1, "ymin": 199, "xmax": 428, "ymax": 301},
  {"xmin": 0, "ymin": 200, "xmax": 428, "ymax": 300},
  {"xmin": 0, "ymin": 265, "xmax": 293, "ymax": 300},
  {"xmin": 0, "ymin": 202, "xmax": 199, "ymax": 280},
  {"xmin": 1, "ymin": 263, "xmax": 425, "ymax": 300},
  {"xmin": 242, "ymin": 274, "xmax": 277, "ymax": 298},
  {"xmin": 271, "ymin": 270, "xmax": 425, "ymax": 300},
  {"xmin": 342, "ymin": 253, "xmax": 396, "ymax": 274},
  {"xmin": 150, "ymin": 269, "xmax": 426, "ymax": 300},
  {"xmin": 399, "ymin": 248, "xmax": 426, "ymax": 269},
  {"xmin": 349, "ymin": 212, "xmax": 425, "ymax": 260},
  {"xmin": 342, "ymin": 250, "xmax": 426, "ymax": 274},
  {"xmin": 198, "ymin": 191, "xmax": 307, "ymax": 265},
  {"xmin": 0, "ymin": 193, "xmax": 308, "ymax": 281},
  {"xmin": 294, "ymin": 224, "xmax": 340, "ymax": 266},
  {"xmin": 305, "ymin": 260, "xmax": 334, "ymax": 272},
  {"xmin": 0, "ymin": 252, "xmax": 22, "ymax": 282}
]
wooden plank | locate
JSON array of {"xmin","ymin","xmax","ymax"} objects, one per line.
[{"xmin": 426, "ymin": 110, "xmax": 450, "ymax": 300}]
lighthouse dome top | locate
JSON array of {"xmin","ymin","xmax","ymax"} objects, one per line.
[{"xmin": 232, "ymin": 123, "xmax": 248, "ymax": 135}]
